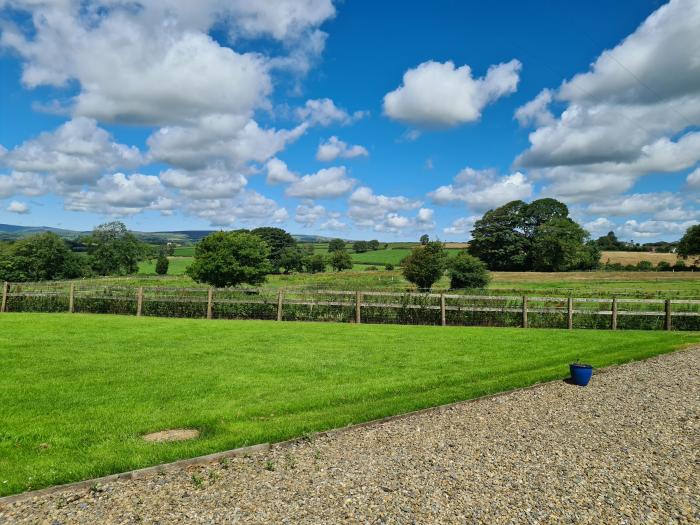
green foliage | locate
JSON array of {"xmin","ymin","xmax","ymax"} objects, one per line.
[
  {"xmin": 250, "ymin": 227, "xmax": 297, "ymax": 273},
  {"xmin": 186, "ymin": 231, "xmax": 272, "ymax": 287},
  {"xmin": 84, "ymin": 222, "xmax": 146, "ymax": 276},
  {"xmin": 278, "ymin": 247, "xmax": 305, "ymax": 274},
  {"xmin": 353, "ymin": 240, "xmax": 369, "ymax": 252},
  {"xmin": 677, "ymin": 224, "xmax": 700, "ymax": 259},
  {"xmin": 636, "ymin": 260, "xmax": 654, "ymax": 271},
  {"xmin": 0, "ymin": 232, "xmax": 87, "ymax": 282},
  {"xmin": 368, "ymin": 240, "xmax": 380, "ymax": 251},
  {"xmin": 329, "ymin": 249, "xmax": 352, "ymax": 271},
  {"xmin": 469, "ymin": 199, "xmax": 599, "ymax": 271},
  {"xmin": 402, "ymin": 241, "xmax": 447, "ymax": 290},
  {"xmin": 531, "ymin": 218, "xmax": 599, "ymax": 271},
  {"xmin": 657, "ymin": 261, "xmax": 672, "ymax": 271},
  {"xmin": 385, "ymin": 263, "xmax": 394, "ymax": 271},
  {"xmin": 306, "ymin": 254, "xmax": 327, "ymax": 273},
  {"xmin": 365, "ymin": 265, "xmax": 379, "ymax": 271},
  {"xmin": 328, "ymin": 238, "xmax": 346, "ymax": 253},
  {"xmin": 419, "ymin": 234, "xmax": 429, "ymax": 245},
  {"xmin": 468, "ymin": 200, "xmax": 530, "ymax": 270},
  {"xmin": 595, "ymin": 231, "xmax": 625, "ymax": 250},
  {"xmin": 155, "ymin": 254, "xmax": 169, "ymax": 275},
  {"xmin": 448, "ymin": 252, "xmax": 490, "ymax": 289}
]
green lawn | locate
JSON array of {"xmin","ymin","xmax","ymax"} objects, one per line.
[
  {"xmin": 0, "ymin": 313, "xmax": 697, "ymax": 496},
  {"xmin": 138, "ymin": 257, "xmax": 192, "ymax": 275}
]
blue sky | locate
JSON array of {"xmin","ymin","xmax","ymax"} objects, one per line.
[{"xmin": 1, "ymin": 0, "xmax": 698, "ymax": 241}]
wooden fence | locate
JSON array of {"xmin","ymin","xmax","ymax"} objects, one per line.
[{"xmin": 2, "ymin": 281, "xmax": 700, "ymax": 330}]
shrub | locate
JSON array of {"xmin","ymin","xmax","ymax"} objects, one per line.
[
  {"xmin": 636, "ymin": 260, "xmax": 654, "ymax": 271},
  {"xmin": 155, "ymin": 254, "xmax": 169, "ymax": 275},
  {"xmin": 365, "ymin": 266, "xmax": 378, "ymax": 271},
  {"xmin": 448, "ymin": 252, "xmax": 490, "ymax": 289},
  {"xmin": 402, "ymin": 241, "xmax": 447, "ymax": 291},
  {"xmin": 330, "ymin": 250, "xmax": 352, "ymax": 271},
  {"xmin": 385, "ymin": 263, "xmax": 395, "ymax": 271},
  {"xmin": 306, "ymin": 254, "xmax": 326, "ymax": 273},
  {"xmin": 674, "ymin": 260, "xmax": 687, "ymax": 271},
  {"xmin": 186, "ymin": 231, "xmax": 271, "ymax": 287},
  {"xmin": 657, "ymin": 261, "xmax": 671, "ymax": 271}
]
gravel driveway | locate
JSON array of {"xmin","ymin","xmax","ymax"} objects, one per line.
[{"xmin": 2, "ymin": 348, "xmax": 698, "ymax": 524}]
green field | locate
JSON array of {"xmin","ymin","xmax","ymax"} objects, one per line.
[
  {"xmin": 138, "ymin": 257, "xmax": 192, "ymax": 275},
  {"xmin": 0, "ymin": 313, "xmax": 696, "ymax": 496}
]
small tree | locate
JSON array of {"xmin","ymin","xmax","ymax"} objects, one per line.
[
  {"xmin": 328, "ymin": 238, "xmax": 346, "ymax": 253},
  {"xmin": 419, "ymin": 234, "xmax": 429, "ymax": 245},
  {"xmin": 306, "ymin": 254, "xmax": 327, "ymax": 273},
  {"xmin": 368, "ymin": 240, "xmax": 380, "ymax": 251},
  {"xmin": 330, "ymin": 249, "xmax": 352, "ymax": 271},
  {"xmin": 186, "ymin": 231, "xmax": 271, "ymax": 287},
  {"xmin": 279, "ymin": 247, "xmax": 304, "ymax": 274},
  {"xmin": 448, "ymin": 252, "xmax": 490, "ymax": 289},
  {"xmin": 155, "ymin": 253, "xmax": 169, "ymax": 275},
  {"xmin": 402, "ymin": 241, "xmax": 447, "ymax": 291},
  {"xmin": 84, "ymin": 221, "xmax": 146, "ymax": 276}
]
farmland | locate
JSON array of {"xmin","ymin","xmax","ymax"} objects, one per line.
[
  {"xmin": 600, "ymin": 251, "xmax": 678, "ymax": 265},
  {"xmin": 1, "ymin": 313, "xmax": 697, "ymax": 497}
]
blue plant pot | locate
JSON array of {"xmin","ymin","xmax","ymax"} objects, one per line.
[{"xmin": 569, "ymin": 363, "xmax": 593, "ymax": 386}]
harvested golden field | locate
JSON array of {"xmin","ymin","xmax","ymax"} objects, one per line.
[
  {"xmin": 444, "ymin": 242, "xmax": 470, "ymax": 249},
  {"xmin": 601, "ymin": 251, "xmax": 678, "ymax": 265}
]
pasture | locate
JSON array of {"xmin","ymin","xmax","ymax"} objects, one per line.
[
  {"xmin": 1, "ymin": 313, "xmax": 696, "ymax": 496},
  {"xmin": 600, "ymin": 250, "xmax": 678, "ymax": 265}
]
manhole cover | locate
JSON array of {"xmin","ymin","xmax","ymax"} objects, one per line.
[{"xmin": 142, "ymin": 429, "xmax": 200, "ymax": 442}]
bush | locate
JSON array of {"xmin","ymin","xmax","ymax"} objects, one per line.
[
  {"xmin": 657, "ymin": 261, "xmax": 672, "ymax": 271},
  {"xmin": 674, "ymin": 260, "xmax": 687, "ymax": 271},
  {"xmin": 365, "ymin": 266, "xmax": 378, "ymax": 271},
  {"xmin": 448, "ymin": 252, "xmax": 490, "ymax": 289},
  {"xmin": 330, "ymin": 250, "xmax": 352, "ymax": 271},
  {"xmin": 385, "ymin": 263, "xmax": 395, "ymax": 271},
  {"xmin": 186, "ymin": 231, "xmax": 271, "ymax": 287},
  {"xmin": 402, "ymin": 241, "xmax": 447, "ymax": 291},
  {"xmin": 636, "ymin": 260, "xmax": 654, "ymax": 271},
  {"xmin": 155, "ymin": 254, "xmax": 169, "ymax": 275},
  {"xmin": 306, "ymin": 254, "xmax": 326, "ymax": 273}
]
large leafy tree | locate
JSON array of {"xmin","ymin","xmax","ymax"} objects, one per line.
[
  {"xmin": 186, "ymin": 231, "xmax": 272, "ymax": 287},
  {"xmin": 402, "ymin": 240, "xmax": 447, "ymax": 291},
  {"xmin": 84, "ymin": 221, "xmax": 146, "ymax": 276},
  {"xmin": 328, "ymin": 238, "xmax": 346, "ymax": 253},
  {"xmin": 677, "ymin": 224, "xmax": 700, "ymax": 260},
  {"xmin": 0, "ymin": 232, "xmax": 86, "ymax": 282},
  {"xmin": 468, "ymin": 198, "xmax": 599, "ymax": 271},
  {"xmin": 531, "ymin": 218, "xmax": 600, "ymax": 271},
  {"xmin": 468, "ymin": 200, "xmax": 530, "ymax": 270},
  {"xmin": 250, "ymin": 227, "xmax": 297, "ymax": 273},
  {"xmin": 595, "ymin": 231, "xmax": 625, "ymax": 250}
]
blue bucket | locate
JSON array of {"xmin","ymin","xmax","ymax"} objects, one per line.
[{"xmin": 569, "ymin": 363, "xmax": 593, "ymax": 386}]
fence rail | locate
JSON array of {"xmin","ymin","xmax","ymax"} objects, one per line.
[{"xmin": 2, "ymin": 281, "xmax": 700, "ymax": 331}]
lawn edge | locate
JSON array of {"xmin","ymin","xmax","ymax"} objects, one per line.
[{"xmin": 1, "ymin": 344, "xmax": 696, "ymax": 506}]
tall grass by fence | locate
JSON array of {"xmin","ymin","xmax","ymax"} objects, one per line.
[{"xmin": 3, "ymin": 281, "xmax": 700, "ymax": 331}]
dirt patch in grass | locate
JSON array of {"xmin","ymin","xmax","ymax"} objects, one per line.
[{"xmin": 142, "ymin": 429, "xmax": 200, "ymax": 443}]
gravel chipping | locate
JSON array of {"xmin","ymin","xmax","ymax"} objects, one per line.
[{"xmin": 2, "ymin": 348, "xmax": 699, "ymax": 524}]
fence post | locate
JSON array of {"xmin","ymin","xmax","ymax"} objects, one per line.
[
  {"xmin": 440, "ymin": 293, "xmax": 446, "ymax": 327},
  {"xmin": 1, "ymin": 281, "xmax": 8, "ymax": 313},
  {"xmin": 665, "ymin": 299, "xmax": 672, "ymax": 331},
  {"xmin": 136, "ymin": 287, "xmax": 143, "ymax": 317},
  {"xmin": 567, "ymin": 297, "xmax": 573, "ymax": 329},
  {"xmin": 522, "ymin": 295, "xmax": 528, "ymax": 328},
  {"xmin": 69, "ymin": 283, "xmax": 75, "ymax": 313},
  {"xmin": 355, "ymin": 291, "xmax": 362, "ymax": 324},
  {"xmin": 276, "ymin": 290, "xmax": 284, "ymax": 321},
  {"xmin": 611, "ymin": 297, "xmax": 618, "ymax": 330},
  {"xmin": 206, "ymin": 288, "xmax": 213, "ymax": 320}
]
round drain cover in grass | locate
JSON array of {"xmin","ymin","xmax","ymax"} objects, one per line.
[{"xmin": 142, "ymin": 429, "xmax": 200, "ymax": 442}]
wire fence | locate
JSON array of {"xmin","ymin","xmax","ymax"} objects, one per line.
[{"xmin": 3, "ymin": 281, "xmax": 700, "ymax": 331}]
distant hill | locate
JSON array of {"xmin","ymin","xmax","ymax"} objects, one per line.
[{"xmin": 0, "ymin": 223, "xmax": 348, "ymax": 244}]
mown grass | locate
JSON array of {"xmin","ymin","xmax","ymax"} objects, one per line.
[{"xmin": 0, "ymin": 313, "xmax": 696, "ymax": 496}]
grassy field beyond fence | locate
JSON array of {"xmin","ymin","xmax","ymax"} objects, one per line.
[{"xmin": 0, "ymin": 313, "xmax": 696, "ymax": 497}]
